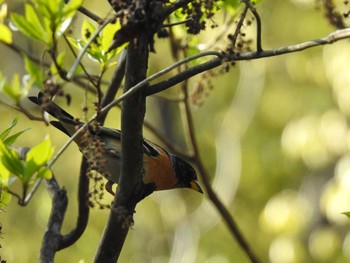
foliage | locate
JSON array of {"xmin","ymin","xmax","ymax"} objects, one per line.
[
  {"xmin": 0, "ymin": 117, "xmax": 54, "ymax": 204},
  {"xmin": 11, "ymin": 0, "xmax": 82, "ymax": 48}
]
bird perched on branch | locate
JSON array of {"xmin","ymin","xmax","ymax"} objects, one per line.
[{"xmin": 28, "ymin": 92, "xmax": 203, "ymax": 196}]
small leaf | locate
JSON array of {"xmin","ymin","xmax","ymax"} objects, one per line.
[
  {"xmin": 11, "ymin": 4, "xmax": 51, "ymax": 45},
  {"xmin": 0, "ymin": 2, "xmax": 7, "ymax": 20},
  {"xmin": 0, "ymin": 116, "xmax": 18, "ymax": 141},
  {"xmin": 3, "ymin": 129, "xmax": 30, "ymax": 145},
  {"xmin": 24, "ymin": 56, "xmax": 43, "ymax": 87},
  {"xmin": 343, "ymin": 212, "xmax": 350, "ymax": 219},
  {"xmin": 62, "ymin": 0, "xmax": 83, "ymax": 17},
  {"xmin": 24, "ymin": 137, "xmax": 54, "ymax": 184},
  {"xmin": 37, "ymin": 167, "xmax": 52, "ymax": 179},
  {"xmin": 0, "ymin": 24, "xmax": 12, "ymax": 44},
  {"xmin": 24, "ymin": 4, "xmax": 45, "ymax": 35},
  {"xmin": 0, "ymin": 190, "xmax": 12, "ymax": 207},
  {"xmin": 101, "ymin": 21, "xmax": 121, "ymax": 53},
  {"xmin": 0, "ymin": 140, "xmax": 24, "ymax": 177},
  {"xmin": 0, "ymin": 160, "xmax": 10, "ymax": 188},
  {"xmin": 26, "ymin": 137, "xmax": 54, "ymax": 166},
  {"xmin": 81, "ymin": 19, "xmax": 96, "ymax": 43},
  {"xmin": 2, "ymin": 74, "xmax": 21, "ymax": 101}
]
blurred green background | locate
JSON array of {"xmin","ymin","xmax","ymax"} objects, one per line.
[{"xmin": 2, "ymin": 0, "xmax": 350, "ymax": 262}]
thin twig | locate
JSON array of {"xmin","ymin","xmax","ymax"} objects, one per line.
[
  {"xmin": 238, "ymin": 27, "xmax": 350, "ymax": 58},
  {"xmin": 63, "ymin": 35, "xmax": 98, "ymax": 88},
  {"xmin": 0, "ymin": 101, "xmax": 43, "ymax": 121},
  {"xmin": 64, "ymin": 0, "xmax": 103, "ymax": 23},
  {"xmin": 97, "ymin": 49, "xmax": 127, "ymax": 123},
  {"xmin": 163, "ymin": 17, "xmax": 193, "ymax": 27},
  {"xmin": 23, "ymin": 178, "xmax": 43, "ymax": 205},
  {"xmin": 243, "ymin": 0, "xmax": 263, "ymax": 52},
  {"xmin": 230, "ymin": 3, "xmax": 249, "ymax": 50},
  {"xmin": 46, "ymin": 120, "xmax": 93, "ymax": 169},
  {"xmin": 77, "ymin": 6, "xmax": 103, "ymax": 23},
  {"xmin": 181, "ymin": 84, "xmax": 261, "ymax": 263}
]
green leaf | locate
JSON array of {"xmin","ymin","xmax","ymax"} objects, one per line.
[
  {"xmin": 0, "ymin": 140, "xmax": 24, "ymax": 176},
  {"xmin": 24, "ymin": 137, "xmax": 54, "ymax": 181},
  {"xmin": 26, "ymin": 137, "xmax": 54, "ymax": 168},
  {"xmin": 0, "ymin": 190, "xmax": 12, "ymax": 207},
  {"xmin": 343, "ymin": 212, "xmax": 350, "ymax": 219},
  {"xmin": 0, "ymin": 24, "xmax": 12, "ymax": 44},
  {"xmin": 11, "ymin": 3, "xmax": 51, "ymax": 45},
  {"xmin": 0, "ymin": 2, "xmax": 7, "ymax": 20},
  {"xmin": 81, "ymin": 19, "xmax": 96, "ymax": 43},
  {"xmin": 24, "ymin": 56, "xmax": 44, "ymax": 87},
  {"xmin": 0, "ymin": 116, "xmax": 18, "ymax": 141},
  {"xmin": 37, "ymin": 167, "xmax": 52, "ymax": 179},
  {"xmin": 101, "ymin": 22, "xmax": 121, "ymax": 53},
  {"xmin": 0, "ymin": 160, "xmax": 10, "ymax": 188},
  {"xmin": 3, "ymin": 129, "xmax": 30, "ymax": 145},
  {"xmin": 11, "ymin": 13, "xmax": 46, "ymax": 44},
  {"xmin": 61, "ymin": 0, "xmax": 83, "ymax": 18},
  {"xmin": 0, "ymin": 117, "xmax": 28, "ymax": 145},
  {"xmin": 24, "ymin": 4, "xmax": 46, "ymax": 35},
  {"xmin": 2, "ymin": 74, "xmax": 20, "ymax": 101}
]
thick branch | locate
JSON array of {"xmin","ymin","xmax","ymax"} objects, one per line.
[
  {"xmin": 145, "ymin": 58, "xmax": 222, "ymax": 96},
  {"xmin": 39, "ymin": 178, "xmax": 68, "ymax": 263},
  {"xmin": 94, "ymin": 34, "xmax": 149, "ymax": 263}
]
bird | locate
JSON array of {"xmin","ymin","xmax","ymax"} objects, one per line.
[{"xmin": 28, "ymin": 92, "xmax": 203, "ymax": 196}]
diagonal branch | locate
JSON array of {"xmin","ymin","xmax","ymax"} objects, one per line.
[{"xmin": 180, "ymin": 81, "xmax": 261, "ymax": 263}]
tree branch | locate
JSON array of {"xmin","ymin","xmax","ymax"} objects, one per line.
[
  {"xmin": 94, "ymin": 32, "xmax": 149, "ymax": 263},
  {"xmin": 181, "ymin": 86, "xmax": 261, "ymax": 263},
  {"xmin": 39, "ymin": 177, "xmax": 68, "ymax": 263},
  {"xmin": 58, "ymin": 158, "xmax": 90, "ymax": 250},
  {"xmin": 97, "ymin": 49, "xmax": 127, "ymax": 123},
  {"xmin": 147, "ymin": 27, "xmax": 350, "ymax": 96},
  {"xmin": 100, "ymin": 51, "xmax": 222, "ymax": 112}
]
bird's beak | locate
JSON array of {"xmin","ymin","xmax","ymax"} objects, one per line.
[{"xmin": 190, "ymin": 180, "xmax": 203, "ymax": 194}]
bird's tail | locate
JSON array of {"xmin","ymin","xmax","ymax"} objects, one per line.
[
  {"xmin": 28, "ymin": 92, "xmax": 78, "ymax": 136},
  {"xmin": 28, "ymin": 92, "xmax": 75, "ymax": 121}
]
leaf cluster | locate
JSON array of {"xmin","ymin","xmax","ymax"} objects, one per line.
[{"xmin": 0, "ymin": 117, "xmax": 54, "ymax": 205}]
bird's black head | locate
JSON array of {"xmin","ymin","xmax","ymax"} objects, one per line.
[{"xmin": 170, "ymin": 154, "xmax": 203, "ymax": 193}]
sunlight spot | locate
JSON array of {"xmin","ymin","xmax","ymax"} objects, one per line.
[
  {"xmin": 309, "ymin": 227, "xmax": 340, "ymax": 262},
  {"xmin": 260, "ymin": 190, "xmax": 311, "ymax": 234},
  {"xmin": 269, "ymin": 236, "xmax": 297, "ymax": 263},
  {"xmin": 321, "ymin": 158, "xmax": 350, "ymax": 224}
]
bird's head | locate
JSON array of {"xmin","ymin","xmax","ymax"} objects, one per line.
[{"xmin": 170, "ymin": 154, "xmax": 203, "ymax": 193}]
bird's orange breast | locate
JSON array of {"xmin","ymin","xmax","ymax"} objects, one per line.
[{"xmin": 142, "ymin": 147, "xmax": 177, "ymax": 190}]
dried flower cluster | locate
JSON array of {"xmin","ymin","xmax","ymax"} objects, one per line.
[{"xmin": 79, "ymin": 121, "xmax": 111, "ymax": 209}]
